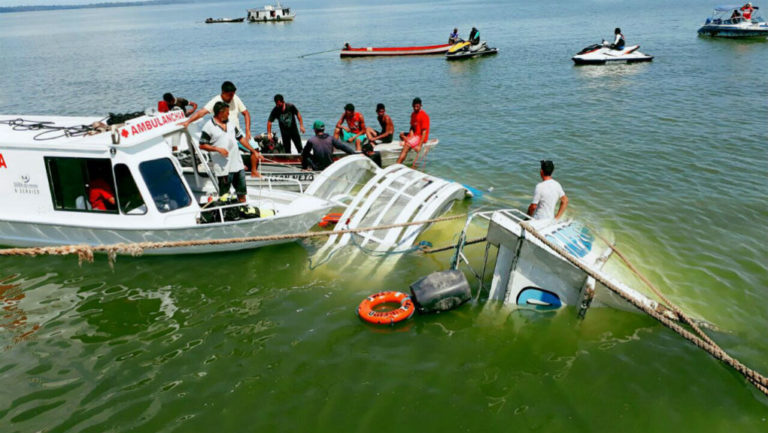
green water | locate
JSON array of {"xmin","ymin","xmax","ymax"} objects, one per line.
[{"xmin": 1, "ymin": 0, "xmax": 767, "ymax": 431}]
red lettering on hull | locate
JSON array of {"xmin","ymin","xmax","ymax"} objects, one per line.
[{"xmin": 0, "ymin": 153, "xmax": 6, "ymax": 169}]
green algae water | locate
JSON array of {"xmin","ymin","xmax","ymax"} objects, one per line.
[{"xmin": 1, "ymin": 0, "xmax": 767, "ymax": 431}]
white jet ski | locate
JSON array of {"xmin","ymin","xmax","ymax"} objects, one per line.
[
  {"xmin": 446, "ymin": 40, "xmax": 498, "ymax": 60},
  {"xmin": 571, "ymin": 42, "xmax": 653, "ymax": 65}
]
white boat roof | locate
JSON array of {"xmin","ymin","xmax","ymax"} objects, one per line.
[{"xmin": 0, "ymin": 111, "xmax": 187, "ymax": 150}]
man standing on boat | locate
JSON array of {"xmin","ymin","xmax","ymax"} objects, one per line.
[
  {"xmin": 198, "ymin": 102, "xmax": 263, "ymax": 203},
  {"xmin": 366, "ymin": 103, "xmax": 394, "ymax": 145},
  {"xmin": 527, "ymin": 160, "xmax": 568, "ymax": 221},
  {"xmin": 301, "ymin": 121, "xmax": 356, "ymax": 171},
  {"xmin": 180, "ymin": 81, "xmax": 252, "ymax": 143},
  {"xmin": 334, "ymin": 103, "xmax": 368, "ymax": 151},
  {"xmin": 396, "ymin": 97, "xmax": 429, "ymax": 165},
  {"xmin": 267, "ymin": 94, "xmax": 305, "ymax": 153}
]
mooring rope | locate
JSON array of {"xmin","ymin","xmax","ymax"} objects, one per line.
[
  {"xmin": 0, "ymin": 214, "xmax": 467, "ymax": 265},
  {"xmin": 519, "ymin": 221, "xmax": 768, "ymax": 396}
]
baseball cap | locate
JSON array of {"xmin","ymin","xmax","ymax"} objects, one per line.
[{"xmin": 312, "ymin": 120, "xmax": 325, "ymax": 131}]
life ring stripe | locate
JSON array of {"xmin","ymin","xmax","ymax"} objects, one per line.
[{"xmin": 357, "ymin": 291, "xmax": 415, "ymax": 325}]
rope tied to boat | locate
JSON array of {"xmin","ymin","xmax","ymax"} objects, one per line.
[
  {"xmin": 0, "ymin": 214, "xmax": 467, "ymax": 265},
  {"xmin": 518, "ymin": 221, "xmax": 768, "ymax": 397}
]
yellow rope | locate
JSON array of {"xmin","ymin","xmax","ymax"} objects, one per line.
[
  {"xmin": 519, "ymin": 221, "xmax": 768, "ymax": 396},
  {"xmin": 0, "ymin": 214, "xmax": 467, "ymax": 262}
]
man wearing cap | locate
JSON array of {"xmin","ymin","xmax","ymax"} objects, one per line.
[
  {"xmin": 267, "ymin": 94, "xmax": 305, "ymax": 153},
  {"xmin": 334, "ymin": 103, "xmax": 368, "ymax": 151},
  {"xmin": 301, "ymin": 121, "xmax": 356, "ymax": 171},
  {"xmin": 198, "ymin": 101, "xmax": 263, "ymax": 203},
  {"xmin": 396, "ymin": 97, "xmax": 430, "ymax": 164},
  {"xmin": 180, "ymin": 81, "xmax": 252, "ymax": 143},
  {"xmin": 527, "ymin": 160, "xmax": 568, "ymax": 221}
]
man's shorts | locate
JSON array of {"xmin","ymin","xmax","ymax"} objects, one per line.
[
  {"xmin": 219, "ymin": 170, "xmax": 247, "ymax": 196},
  {"xmin": 373, "ymin": 131, "xmax": 393, "ymax": 144},
  {"xmin": 404, "ymin": 133, "xmax": 421, "ymax": 149},
  {"xmin": 342, "ymin": 130, "xmax": 368, "ymax": 144}
]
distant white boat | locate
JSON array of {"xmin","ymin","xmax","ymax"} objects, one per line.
[{"xmin": 247, "ymin": 2, "xmax": 295, "ymax": 22}]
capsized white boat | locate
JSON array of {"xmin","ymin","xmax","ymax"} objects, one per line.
[
  {"xmin": 572, "ymin": 43, "xmax": 653, "ymax": 65},
  {"xmin": 446, "ymin": 209, "xmax": 677, "ymax": 318}
]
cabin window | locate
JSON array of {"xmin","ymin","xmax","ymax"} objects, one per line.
[
  {"xmin": 114, "ymin": 164, "xmax": 147, "ymax": 215},
  {"xmin": 44, "ymin": 157, "xmax": 118, "ymax": 213},
  {"xmin": 139, "ymin": 158, "xmax": 191, "ymax": 213}
]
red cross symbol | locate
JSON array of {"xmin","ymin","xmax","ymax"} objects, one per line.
[{"xmin": 121, "ymin": 129, "xmax": 129, "ymax": 138}]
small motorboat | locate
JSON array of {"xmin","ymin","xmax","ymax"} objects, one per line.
[
  {"xmin": 445, "ymin": 40, "xmax": 498, "ymax": 60},
  {"xmin": 205, "ymin": 17, "xmax": 245, "ymax": 23},
  {"xmin": 340, "ymin": 43, "xmax": 453, "ymax": 57},
  {"xmin": 698, "ymin": 4, "xmax": 768, "ymax": 38},
  {"xmin": 571, "ymin": 43, "xmax": 653, "ymax": 65}
]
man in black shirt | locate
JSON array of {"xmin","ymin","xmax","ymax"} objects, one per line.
[
  {"xmin": 301, "ymin": 121, "xmax": 356, "ymax": 170},
  {"xmin": 267, "ymin": 94, "xmax": 306, "ymax": 153}
]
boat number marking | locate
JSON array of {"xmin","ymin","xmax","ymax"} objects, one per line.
[
  {"xmin": 0, "ymin": 153, "xmax": 6, "ymax": 169},
  {"xmin": 120, "ymin": 111, "xmax": 186, "ymax": 139}
]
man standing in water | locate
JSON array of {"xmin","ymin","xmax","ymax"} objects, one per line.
[
  {"xmin": 180, "ymin": 81, "xmax": 252, "ymax": 143},
  {"xmin": 527, "ymin": 160, "xmax": 568, "ymax": 220},
  {"xmin": 198, "ymin": 102, "xmax": 263, "ymax": 203},
  {"xmin": 267, "ymin": 94, "xmax": 306, "ymax": 153},
  {"xmin": 396, "ymin": 97, "xmax": 429, "ymax": 165}
]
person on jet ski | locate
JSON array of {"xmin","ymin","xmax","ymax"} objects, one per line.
[
  {"xmin": 469, "ymin": 27, "xmax": 480, "ymax": 45},
  {"xmin": 609, "ymin": 28, "xmax": 625, "ymax": 50}
]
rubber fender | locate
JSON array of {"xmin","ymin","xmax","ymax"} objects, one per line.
[{"xmin": 410, "ymin": 269, "xmax": 471, "ymax": 314}]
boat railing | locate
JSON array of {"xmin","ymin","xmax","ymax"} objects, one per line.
[{"xmin": 255, "ymin": 175, "xmax": 305, "ymax": 194}]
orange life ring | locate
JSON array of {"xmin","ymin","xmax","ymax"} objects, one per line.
[{"xmin": 357, "ymin": 291, "xmax": 415, "ymax": 325}]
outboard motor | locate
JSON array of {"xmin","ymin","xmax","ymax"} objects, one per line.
[{"xmin": 410, "ymin": 270, "xmax": 471, "ymax": 314}]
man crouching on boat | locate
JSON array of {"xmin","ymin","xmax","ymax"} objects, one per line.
[
  {"xmin": 396, "ymin": 97, "xmax": 429, "ymax": 165},
  {"xmin": 527, "ymin": 160, "xmax": 568, "ymax": 221},
  {"xmin": 199, "ymin": 102, "xmax": 263, "ymax": 203}
]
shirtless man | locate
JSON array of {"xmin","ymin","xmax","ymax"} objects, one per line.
[{"xmin": 366, "ymin": 103, "xmax": 394, "ymax": 144}]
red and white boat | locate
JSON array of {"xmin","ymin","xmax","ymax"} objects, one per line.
[{"xmin": 340, "ymin": 43, "xmax": 453, "ymax": 57}]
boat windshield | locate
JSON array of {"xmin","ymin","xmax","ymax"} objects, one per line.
[{"xmin": 139, "ymin": 158, "xmax": 192, "ymax": 213}]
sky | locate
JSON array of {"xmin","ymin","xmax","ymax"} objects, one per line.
[{"xmin": 0, "ymin": 0, "xmax": 152, "ymax": 7}]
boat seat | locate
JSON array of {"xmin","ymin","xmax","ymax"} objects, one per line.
[{"xmin": 75, "ymin": 195, "xmax": 92, "ymax": 210}]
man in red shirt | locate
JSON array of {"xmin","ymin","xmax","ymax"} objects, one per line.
[
  {"xmin": 334, "ymin": 103, "xmax": 368, "ymax": 151},
  {"xmin": 397, "ymin": 97, "xmax": 430, "ymax": 164},
  {"xmin": 88, "ymin": 178, "xmax": 116, "ymax": 211}
]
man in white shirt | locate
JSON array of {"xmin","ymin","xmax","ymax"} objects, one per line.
[
  {"xmin": 198, "ymin": 102, "xmax": 262, "ymax": 202},
  {"xmin": 181, "ymin": 81, "xmax": 252, "ymax": 143},
  {"xmin": 527, "ymin": 160, "xmax": 568, "ymax": 221}
]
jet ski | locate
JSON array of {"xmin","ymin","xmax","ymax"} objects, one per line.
[
  {"xmin": 446, "ymin": 40, "xmax": 498, "ymax": 60},
  {"xmin": 571, "ymin": 42, "xmax": 653, "ymax": 65}
]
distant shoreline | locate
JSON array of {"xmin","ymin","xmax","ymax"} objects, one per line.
[{"xmin": 0, "ymin": 0, "xmax": 188, "ymax": 14}]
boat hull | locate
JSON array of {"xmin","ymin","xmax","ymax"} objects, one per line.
[
  {"xmin": 340, "ymin": 44, "xmax": 452, "ymax": 57},
  {"xmin": 446, "ymin": 48, "xmax": 498, "ymax": 60},
  {"xmin": 697, "ymin": 24, "xmax": 768, "ymax": 37},
  {"xmin": 0, "ymin": 203, "xmax": 330, "ymax": 255}
]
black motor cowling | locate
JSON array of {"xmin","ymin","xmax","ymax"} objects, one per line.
[{"xmin": 410, "ymin": 270, "xmax": 471, "ymax": 314}]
